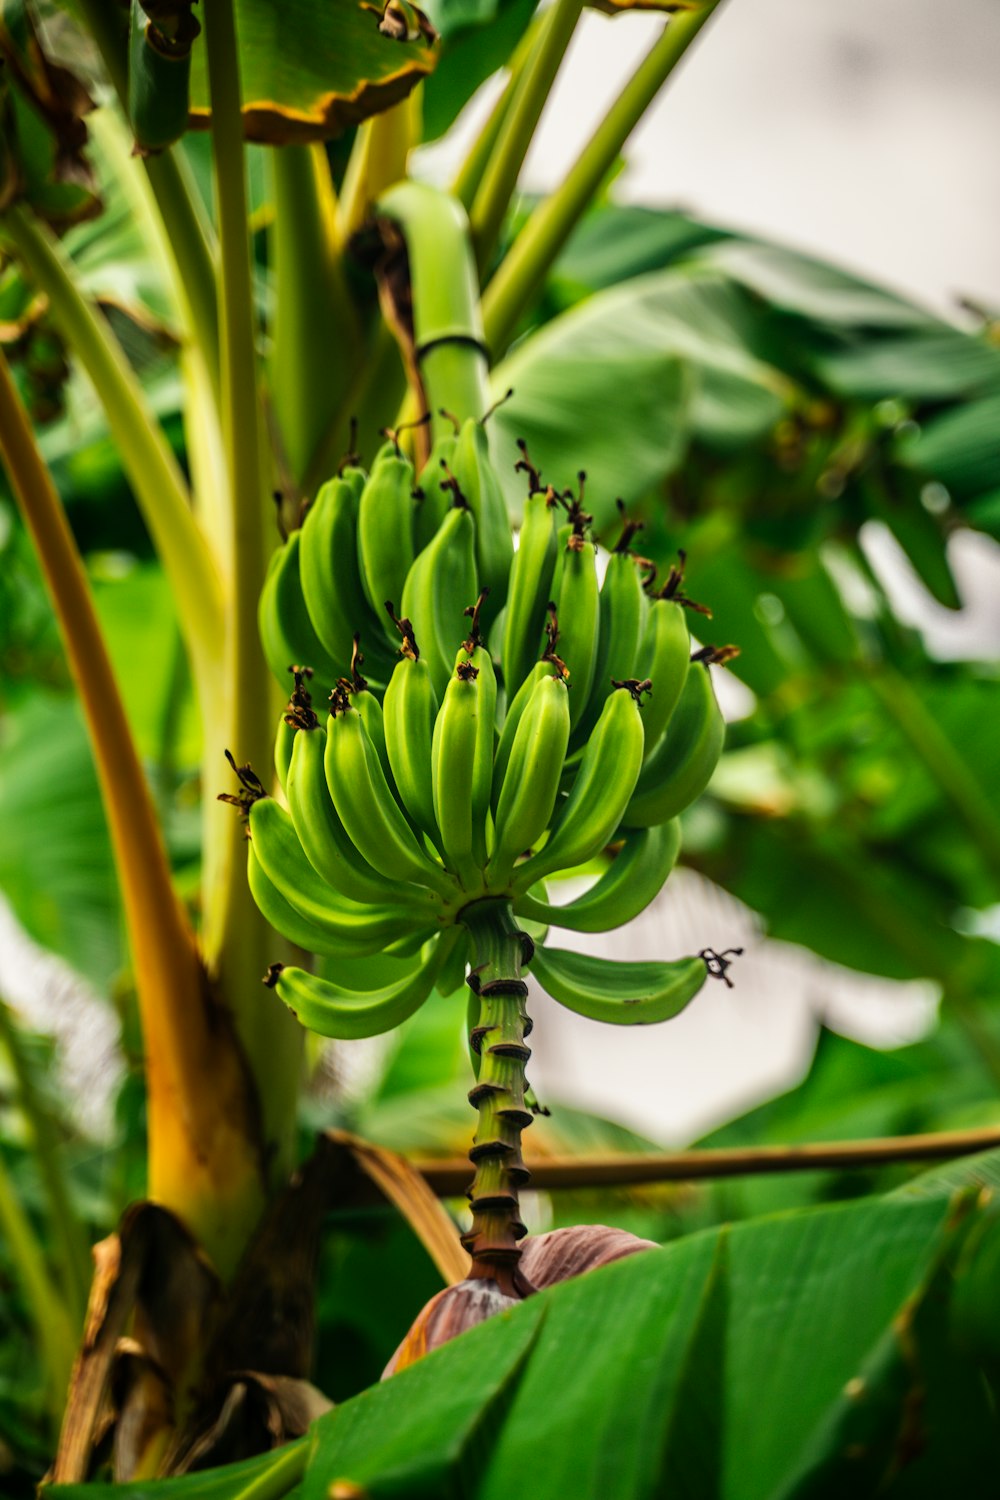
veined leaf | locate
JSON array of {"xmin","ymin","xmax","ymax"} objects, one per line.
[
  {"xmin": 187, "ymin": 0, "xmax": 438, "ymax": 144},
  {"xmin": 490, "ymin": 270, "xmax": 793, "ymax": 526},
  {"xmin": 303, "ymin": 1297, "xmax": 544, "ymax": 1500}
]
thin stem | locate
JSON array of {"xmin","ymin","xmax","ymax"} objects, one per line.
[
  {"xmin": 75, "ymin": 0, "xmax": 221, "ymax": 395},
  {"xmin": 416, "ymin": 1123, "xmax": 1000, "ymax": 1193},
  {"xmin": 202, "ymin": 0, "xmax": 302, "ymax": 1183},
  {"xmin": 0, "ymin": 1142, "xmax": 75, "ymax": 1432},
  {"xmin": 452, "ymin": 21, "xmax": 540, "ymax": 211},
  {"xmin": 0, "ymin": 207, "xmax": 223, "ymax": 709},
  {"xmin": 0, "ymin": 1000, "xmax": 91, "ymax": 1331},
  {"xmin": 482, "ymin": 0, "xmax": 726, "ymax": 354},
  {"xmin": 866, "ymin": 663, "xmax": 1000, "ymax": 893},
  {"xmin": 0, "ymin": 351, "xmax": 264, "ymax": 1275},
  {"xmin": 469, "ymin": 0, "xmax": 585, "ymax": 272},
  {"xmin": 460, "ymin": 900, "xmax": 534, "ymax": 1291}
]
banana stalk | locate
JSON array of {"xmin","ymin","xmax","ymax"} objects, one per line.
[{"xmin": 460, "ymin": 899, "xmax": 535, "ymax": 1291}]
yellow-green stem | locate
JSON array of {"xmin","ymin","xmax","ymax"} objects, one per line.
[
  {"xmin": 202, "ymin": 0, "xmax": 302, "ymax": 1180},
  {"xmin": 271, "ymin": 144, "xmax": 361, "ymax": 489},
  {"xmin": 0, "ymin": 351, "xmax": 265, "ymax": 1275},
  {"xmin": 0, "ymin": 207, "xmax": 223, "ymax": 714},
  {"xmin": 469, "ymin": 0, "xmax": 585, "ymax": 272},
  {"xmin": 482, "ymin": 0, "xmax": 726, "ymax": 354},
  {"xmin": 75, "ymin": 0, "xmax": 221, "ymax": 393}
]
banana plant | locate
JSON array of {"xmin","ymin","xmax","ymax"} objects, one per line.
[{"xmin": 1, "ymin": 0, "xmax": 998, "ymax": 1487}]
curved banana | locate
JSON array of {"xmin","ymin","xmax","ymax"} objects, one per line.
[
  {"xmin": 414, "ymin": 431, "xmax": 457, "ymax": 552},
  {"xmin": 636, "ymin": 595, "xmax": 691, "ymax": 759},
  {"xmin": 436, "ymin": 925, "xmax": 469, "ymax": 997},
  {"xmin": 258, "ymin": 533, "xmax": 341, "ymax": 701},
  {"xmin": 401, "ymin": 503, "xmax": 479, "ymax": 701},
  {"xmin": 431, "ymin": 647, "xmax": 496, "ymax": 889},
  {"xmin": 529, "ymin": 944, "xmax": 708, "ymax": 1025},
  {"xmin": 325, "ymin": 701, "xmax": 455, "ymax": 897},
  {"xmin": 553, "ymin": 534, "xmax": 600, "ymax": 730},
  {"xmin": 513, "ymin": 683, "xmax": 646, "ymax": 888},
  {"xmin": 286, "ymin": 721, "xmax": 411, "ymax": 907},
  {"xmin": 502, "ymin": 485, "xmax": 558, "ymax": 701},
  {"xmin": 247, "ymin": 836, "xmax": 430, "ymax": 958},
  {"xmin": 451, "ymin": 418, "xmax": 513, "ymax": 635},
  {"xmin": 491, "ymin": 660, "xmax": 552, "ymax": 819},
  {"xmin": 623, "ymin": 656, "xmax": 725, "ymax": 828},
  {"xmin": 382, "ymin": 637, "xmax": 441, "ymax": 847},
  {"xmin": 574, "ymin": 543, "xmax": 647, "ymax": 746},
  {"xmin": 487, "ymin": 672, "xmax": 570, "ymax": 888},
  {"xmin": 270, "ymin": 928, "xmax": 459, "ymax": 1040},
  {"xmin": 357, "ymin": 441, "xmax": 416, "ymax": 622},
  {"xmin": 514, "ymin": 820, "xmax": 681, "ymax": 933},
  {"xmin": 298, "ymin": 477, "xmax": 371, "ymax": 680},
  {"xmin": 274, "ymin": 713, "xmax": 297, "ymax": 794}
]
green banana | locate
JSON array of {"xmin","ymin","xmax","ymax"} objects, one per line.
[
  {"xmin": 514, "ymin": 683, "xmax": 646, "ymax": 888},
  {"xmin": 339, "ymin": 463, "xmax": 367, "ymax": 503},
  {"xmin": 636, "ymin": 595, "xmax": 691, "ymax": 758},
  {"xmin": 414, "ymin": 429, "xmax": 457, "ymax": 552},
  {"xmin": 436, "ymin": 925, "xmax": 469, "ymax": 997},
  {"xmin": 272, "ymin": 665, "xmax": 316, "ymax": 793},
  {"xmin": 258, "ymin": 532, "xmax": 341, "ymax": 701},
  {"xmin": 401, "ymin": 502, "xmax": 479, "ymax": 701},
  {"xmin": 501, "ymin": 479, "xmax": 558, "ymax": 700},
  {"xmin": 529, "ymin": 945, "xmax": 709, "ymax": 1025},
  {"xmin": 382, "ymin": 622, "xmax": 441, "ymax": 847},
  {"xmin": 325, "ymin": 698, "xmax": 455, "ymax": 897},
  {"xmin": 623, "ymin": 652, "xmax": 727, "ymax": 828},
  {"xmin": 487, "ymin": 671, "xmax": 570, "ymax": 888},
  {"xmin": 298, "ymin": 477, "xmax": 363, "ymax": 675},
  {"xmin": 514, "ymin": 820, "xmax": 680, "ymax": 933},
  {"xmin": 269, "ymin": 929, "xmax": 458, "ymax": 1040},
  {"xmin": 286, "ymin": 719, "xmax": 410, "ymax": 907},
  {"xmin": 574, "ymin": 531, "xmax": 647, "ymax": 745},
  {"xmin": 553, "ymin": 532, "xmax": 600, "ymax": 730},
  {"xmin": 356, "ymin": 439, "xmax": 417, "ymax": 622},
  {"xmin": 299, "ymin": 475, "xmax": 396, "ymax": 685},
  {"xmin": 431, "ymin": 644, "xmax": 496, "ymax": 889},
  {"xmin": 247, "ymin": 831, "xmax": 430, "ymax": 958},
  {"xmin": 491, "ymin": 660, "xmax": 553, "ymax": 819},
  {"xmin": 450, "ymin": 418, "xmax": 513, "ymax": 635}
]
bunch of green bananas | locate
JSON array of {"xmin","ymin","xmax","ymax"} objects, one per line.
[{"xmin": 242, "ymin": 427, "xmax": 739, "ymax": 1044}]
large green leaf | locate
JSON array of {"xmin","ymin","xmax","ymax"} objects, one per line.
[
  {"xmin": 48, "ymin": 1189, "xmax": 998, "ymax": 1499},
  {"xmin": 304, "ymin": 1296, "xmax": 544, "ymax": 1499},
  {"xmin": 490, "ymin": 271, "xmax": 792, "ymax": 526},
  {"xmin": 894, "ymin": 394, "xmax": 1000, "ymax": 504},
  {"xmin": 188, "ymin": 0, "xmax": 438, "ymax": 144},
  {"xmin": 701, "ymin": 241, "xmax": 938, "ymax": 330},
  {"xmin": 0, "ymin": 694, "xmax": 120, "ymax": 988}
]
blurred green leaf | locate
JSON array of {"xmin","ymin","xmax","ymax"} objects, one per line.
[
  {"xmin": 0, "ymin": 694, "xmax": 120, "ymax": 988},
  {"xmin": 491, "ymin": 271, "xmax": 793, "ymax": 525}
]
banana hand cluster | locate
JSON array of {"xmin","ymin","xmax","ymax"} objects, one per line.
[{"xmin": 236, "ymin": 432, "xmax": 739, "ymax": 1040}]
